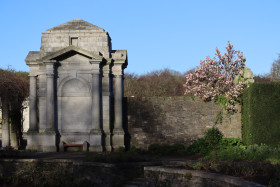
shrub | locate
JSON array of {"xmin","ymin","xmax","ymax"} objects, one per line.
[
  {"xmin": 217, "ymin": 138, "xmax": 244, "ymax": 150},
  {"xmin": 190, "ymin": 159, "xmax": 280, "ymax": 186},
  {"xmin": 204, "ymin": 144, "xmax": 280, "ymax": 164},
  {"xmin": 186, "ymin": 138, "xmax": 212, "ymax": 155},
  {"xmin": 128, "ymin": 145, "xmax": 143, "ymax": 153},
  {"xmin": 204, "ymin": 127, "xmax": 223, "ymax": 160},
  {"xmin": 129, "ymin": 145, "xmax": 139, "ymax": 152},
  {"xmin": 186, "ymin": 137, "xmax": 242, "ymax": 156},
  {"xmin": 205, "ymin": 128, "xmax": 223, "ymax": 145},
  {"xmin": 116, "ymin": 146, "xmax": 125, "ymax": 152},
  {"xmin": 148, "ymin": 144, "xmax": 164, "ymax": 154},
  {"xmin": 0, "ymin": 147, "xmax": 19, "ymax": 158},
  {"xmin": 169, "ymin": 143, "xmax": 185, "ymax": 152},
  {"xmin": 148, "ymin": 143, "xmax": 186, "ymax": 155}
]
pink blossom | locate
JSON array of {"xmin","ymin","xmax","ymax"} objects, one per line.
[{"xmin": 184, "ymin": 41, "xmax": 247, "ymax": 113}]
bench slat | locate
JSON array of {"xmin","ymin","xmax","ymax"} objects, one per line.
[{"xmin": 64, "ymin": 144, "xmax": 83, "ymax": 147}]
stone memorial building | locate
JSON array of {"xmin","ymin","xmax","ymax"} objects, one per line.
[{"xmin": 25, "ymin": 19, "xmax": 127, "ymax": 152}]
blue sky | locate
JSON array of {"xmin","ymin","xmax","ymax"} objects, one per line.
[{"xmin": 0, "ymin": 0, "xmax": 279, "ymax": 76}]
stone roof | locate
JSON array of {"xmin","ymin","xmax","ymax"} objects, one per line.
[
  {"xmin": 46, "ymin": 19, "xmax": 104, "ymax": 32},
  {"xmin": 25, "ymin": 51, "xmax": 41, "ymax": 62}
]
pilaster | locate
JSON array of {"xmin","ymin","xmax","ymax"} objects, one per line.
[
  {"xmin": 44, "ymin": 60, "xmax": 56, "ymax": 132},
  {"xmin": 28, "ymin": 75, "xmax": 38, "ymax": 132},
  {"xmin": 89, "ymin": 59, "xmax": 103, "ymax": 152}
]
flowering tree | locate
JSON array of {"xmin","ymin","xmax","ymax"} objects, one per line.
[{"xmin": 184, "ymin": 42, "xmax": 247, "ymax": 112}]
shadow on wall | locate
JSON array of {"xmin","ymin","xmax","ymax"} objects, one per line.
[
  {"xmin": 123, "ymin": 97, "xmax": 166, "ymax": 150},
  {"xmin": 124, "ymin": 96, "xmax": 242, "ymax": 150}
]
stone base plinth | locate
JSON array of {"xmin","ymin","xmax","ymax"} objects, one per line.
[
  {"xmin": 104, "ymin": 131, "xmax": 112, "ymax": 152},
  {"xmin": 112, "ymin": 129, "xmax": 125, "ymax": 150},
  {"xmin": 25, "ymin": 131, "xmax": 56, "ymax": 152},
  {"xmin": 89, "ymin": 145, "xmax": 103, "ymax": 152},
  {"xmin": 89, "ymin": 132, "xmax": 103, "ymax": 152}
]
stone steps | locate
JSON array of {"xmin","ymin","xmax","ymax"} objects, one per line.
[{"xmin": 122, "ymin": 177, "xmax": 145, "ymax": 187}]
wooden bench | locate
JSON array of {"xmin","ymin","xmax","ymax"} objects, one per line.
[
  {"xmin": 64, "ymin": 144, "xmax": 83, "ymax": 148},
  {"xmin": 59, "ymin": 141, "xmax": 89, "ymax": 152}
]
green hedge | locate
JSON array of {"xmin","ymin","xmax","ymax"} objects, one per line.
[{"xmin": 242, "ymin": 82, "xmax": 280, "ymax": 146}]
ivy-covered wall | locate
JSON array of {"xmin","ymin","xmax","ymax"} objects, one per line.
[
  {"xmin": 242, "ymin": 82, "xmax": 280, "ymax": 146},
  {"xmin": 125, "ymin": 96, "xmax": 241, "ymax": 149}
]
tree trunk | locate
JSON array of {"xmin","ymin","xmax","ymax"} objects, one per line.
[
  {"xmin": 10, "ymin": 109, "xmax": 21, "ymax": 149},
  {"xmin": 10, "ymin": 124, "xmax": 18, "ymax": 149},
  {"xmin": 1, "ymin": 98, "xmax": 10, "ymax": 147}
]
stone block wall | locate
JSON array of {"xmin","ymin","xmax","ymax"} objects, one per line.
[
  {"xmin": 0, "ymin": 159, "xmax": 157, "ymax": 187},
  {"xmin": 126, "ymin": 96, "xmax": 241, "ymax": 149},
  {"xmin": 144, "ymin": 166, "xmax": 264, "ymax": 187},
  {"xmin": 41, "ymin": 32, "xmax": 110, "ymax": 57}
]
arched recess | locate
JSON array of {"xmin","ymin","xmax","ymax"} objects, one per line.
[
  {"xmin": 57, "ymin": 76, "xmax": 91, "ymax": 96},
  {"xmin": 58, "ymin": 77, "xmax": 92, "ymax": 133}
]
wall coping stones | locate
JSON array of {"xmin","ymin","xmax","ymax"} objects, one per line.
[
  {"xmin": 0, "ymin": 158, "xmax": 161, "ymax": 167},
  {"xmin": 144, "ymin": 166, "xmax": 265, "ymax": 187}
]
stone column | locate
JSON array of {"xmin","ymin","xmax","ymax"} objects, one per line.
[
  {"xmin": 112, "ymin": 63, "xmax": 125, "ymax": 149},
  {"xmin": 25, "ymin": 66, "xmax": 40, "ymax": 151},
  {"xmin": 20, "ymin": 74, "xmax": 37, "ymax": 150},
  {"xmin": 102, "ymin": 62, "xmax": 113, "ymax": 151},
  {"xmin": 44, "ymin": 60, "xmax": 56, "ymax": 132},
  {"xmin": 28, "ymin": 75, "xmax": 37, "ymax": 132},
  {"xmin": 89, "ymin": 60, "xmax": 103, "ymax": 152},
  {"xmin": 114, "ymin": 75, "xmax": 123, "ymax": 130}
]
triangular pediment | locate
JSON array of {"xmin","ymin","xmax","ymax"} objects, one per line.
[{"xmin": 40, "ymin": 45, "xmax": 103, "ymax": 62}]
